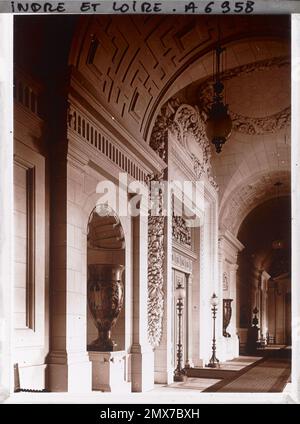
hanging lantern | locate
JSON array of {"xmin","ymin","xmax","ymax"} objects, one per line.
[{"xmin": 206, "ymin": 45, "xmax": 232, "ymax": 153}]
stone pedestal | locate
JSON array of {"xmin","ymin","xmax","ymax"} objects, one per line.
[{"xmin": 88, "ymin": 351, "xmax": 131, "ymax": 392}]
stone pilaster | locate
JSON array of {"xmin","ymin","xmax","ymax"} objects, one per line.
[
  {"xmin": 131, "ymin": 204, "xmax": 154, "ymax": 392},
  {"xmin": 47, "ymin": 151, "xmax": 92, "ymax": 393}
]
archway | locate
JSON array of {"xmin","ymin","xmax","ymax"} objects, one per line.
[
  {"xmin": 86, "ymin": 205, "xmax": 126, "ymax": 352},
  {"xmin": 236, "ymin": 196, "xmax": 291, "ymax": 353},
  {"xmin": 86, "ymin": 204, "xmax": 130, "ymax": 392}
]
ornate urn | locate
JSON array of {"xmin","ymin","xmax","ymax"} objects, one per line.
[
  {"xmin": 223, "ymin": 299, "xmax": 233, "ymax": 337},
  {"xmin": 87, "ymin": 264, "xmax": 124, "ymax": 351}
]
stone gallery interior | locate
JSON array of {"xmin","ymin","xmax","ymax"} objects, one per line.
[{"xmin": 8, "ymin": 14, "xmax": 292, "ymax": 396}]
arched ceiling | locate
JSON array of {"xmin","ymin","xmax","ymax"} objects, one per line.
[
  {"xmin": 238, "ymin": 196, "xmax": 291, "ymax": 278},
  {"xmin": 14, "ymin": 15, "xmax": 291, "ymax": 239},
  {"xmin": 219, "ymin": 169, "xmax": 290, "ymax": 237},
  {"xmin": 69, "ymin": 15, "xmax": 290, "ymax": 144}
]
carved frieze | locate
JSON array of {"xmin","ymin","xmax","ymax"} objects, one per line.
[{"xmin": 172, "ymin": 251, "xmax": 193, "ymax": 273}]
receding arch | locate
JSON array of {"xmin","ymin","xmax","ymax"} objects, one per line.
[{"xmin": 86, "ymin": 204, "xmax": 126, "ymax": 351}]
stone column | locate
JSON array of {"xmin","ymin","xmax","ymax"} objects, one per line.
[
  {"xmin": 0, "ymin": 14, "xmax": 13, "ymax": 401},
  {"xmin": 131, "ymin": 203, "xmax": 154, "ymax": 392}
]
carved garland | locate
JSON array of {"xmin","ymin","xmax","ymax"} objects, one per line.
[
  {"xmin": 147, "ymin": 174, "xmax": 165, "ymax": 348},
  {"xmin": 230, "ymin": 107, "xmax": 290, "ymax": 136}
]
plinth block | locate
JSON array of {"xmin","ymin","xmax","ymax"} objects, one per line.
[{"xmin": 88, "ymin": 350, "xmax": 131, "ymax": 392}]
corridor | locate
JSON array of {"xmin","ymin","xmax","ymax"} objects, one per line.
[{"xmin": 161, "ymin": 347, "xmax": 291, "ymax": 393}]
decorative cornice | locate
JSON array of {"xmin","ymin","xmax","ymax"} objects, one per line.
[{"xmin": 69, "ymin": 74, "xmax": 166, "ymax": 175}]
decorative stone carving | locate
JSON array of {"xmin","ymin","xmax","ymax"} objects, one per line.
[
  {"xmin": 172, "ymin": 251, "xmax": 193, "ymax": 273},
  {"xmin": 230, "ymin": 107, "xmax": 290, "ymax": 136},
  {"xmin": 172, "ymin": 216, "xmax": 192, "ymax": 247},
  {"xmin": 88, "ymin": 205, "xmax": 125, "ymax": 250},
  {"xmin": 149, "ymin": 98, "xmax": 181, "ymax": 161},
  {"xmin": 150, "ymin": 99, "xmax": 217, "ymax": 187},
  {"xmin": 198, "ymin": 56, "xmax": 291, "ymax": 136},
  {"xmin": 148, "ymin": 215, "xmax": 164, "ymax": 348},
  {"xmin": 147, "ymin": 174, "xmax": 165, "ymax": 348},
  {"xmin": 87, "ymin": 264, "xmax": 125, "ymax": 351}
]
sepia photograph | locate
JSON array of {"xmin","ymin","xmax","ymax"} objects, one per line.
[{"xmin": 0, "ymin": 3, "xmax": 300, "ymax": 406}]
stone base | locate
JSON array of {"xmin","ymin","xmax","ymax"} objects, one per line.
[
  {"xmin": 221, "ymin": 334, "xmax": 240, "ymax": 361},
  {"xmin": 131, "ymin": 348, "xmax": 154, "ymax": 392},
  {"xmin": 154, "ymin": 369, "xmax": 174, "ymax": 385},
  {"xmin": 46, "ymin": 352, "xmax": 92, "ymax": 393},
  {"xmin": 88, "ymin": 350, "xmax": 131, "ymax": 393}
]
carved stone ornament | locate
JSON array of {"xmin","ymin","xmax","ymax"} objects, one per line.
[
  {"xmin": 172, "ymin": 216, "xmax": 192, "ymax": 247},
  {"xmin": 147, "ymin": 177, "xmax": 165, "ymax": 348},
  {"xmin": 149, "ymin": 97, "xmax": 181, "ymax": 162},
  {"xmin": 198, "ymin": 56, "xmax": 291, "ymax": 136},
  {"xmin": 150, "ymin": 99, "xmax": 217, "ymax": 187},
  {"xmin": 230, "ymin": 107, "xmax": 290, "ymax": 136}
]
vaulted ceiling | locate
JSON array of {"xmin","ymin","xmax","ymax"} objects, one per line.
[
  {"xmin": 15, "ymin": 15, "xmax": 291, "ymax": 237},
  {"xmin": 68, "ymin": 15, "xmax": 290, "ymax": 143}
]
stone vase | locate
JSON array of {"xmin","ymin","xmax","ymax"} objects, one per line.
[{"xmin": 87, "ymin": 264, "xmax": 124, "ymax": 351}]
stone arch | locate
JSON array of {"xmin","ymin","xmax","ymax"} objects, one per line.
[
  {"xmin": 219, "ymin": 169, "xmax": 290, "ymax": 237},
  {"xmin": 67, "ymin": 15, "xmax": 290, "ymax": 146},
  {"xmin": 86, "ymin": 203, "xmax": 127, "ymax": 352}
]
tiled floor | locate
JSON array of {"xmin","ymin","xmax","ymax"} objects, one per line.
[
  {"xmin": 159, "ymin": 347, "xmax": 291, "ymax": 394},
  {"xmin": 214, "ymin": 357, "xmax": 290, "ymax": 393},
  {"xmin": 163, "ymin": 377, "xmax": 221, "ymax": 392}
]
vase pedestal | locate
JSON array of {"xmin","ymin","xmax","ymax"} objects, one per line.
[{"xmin": 88, "ymin": 351, "xmax": 131, "ymax": 392}]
